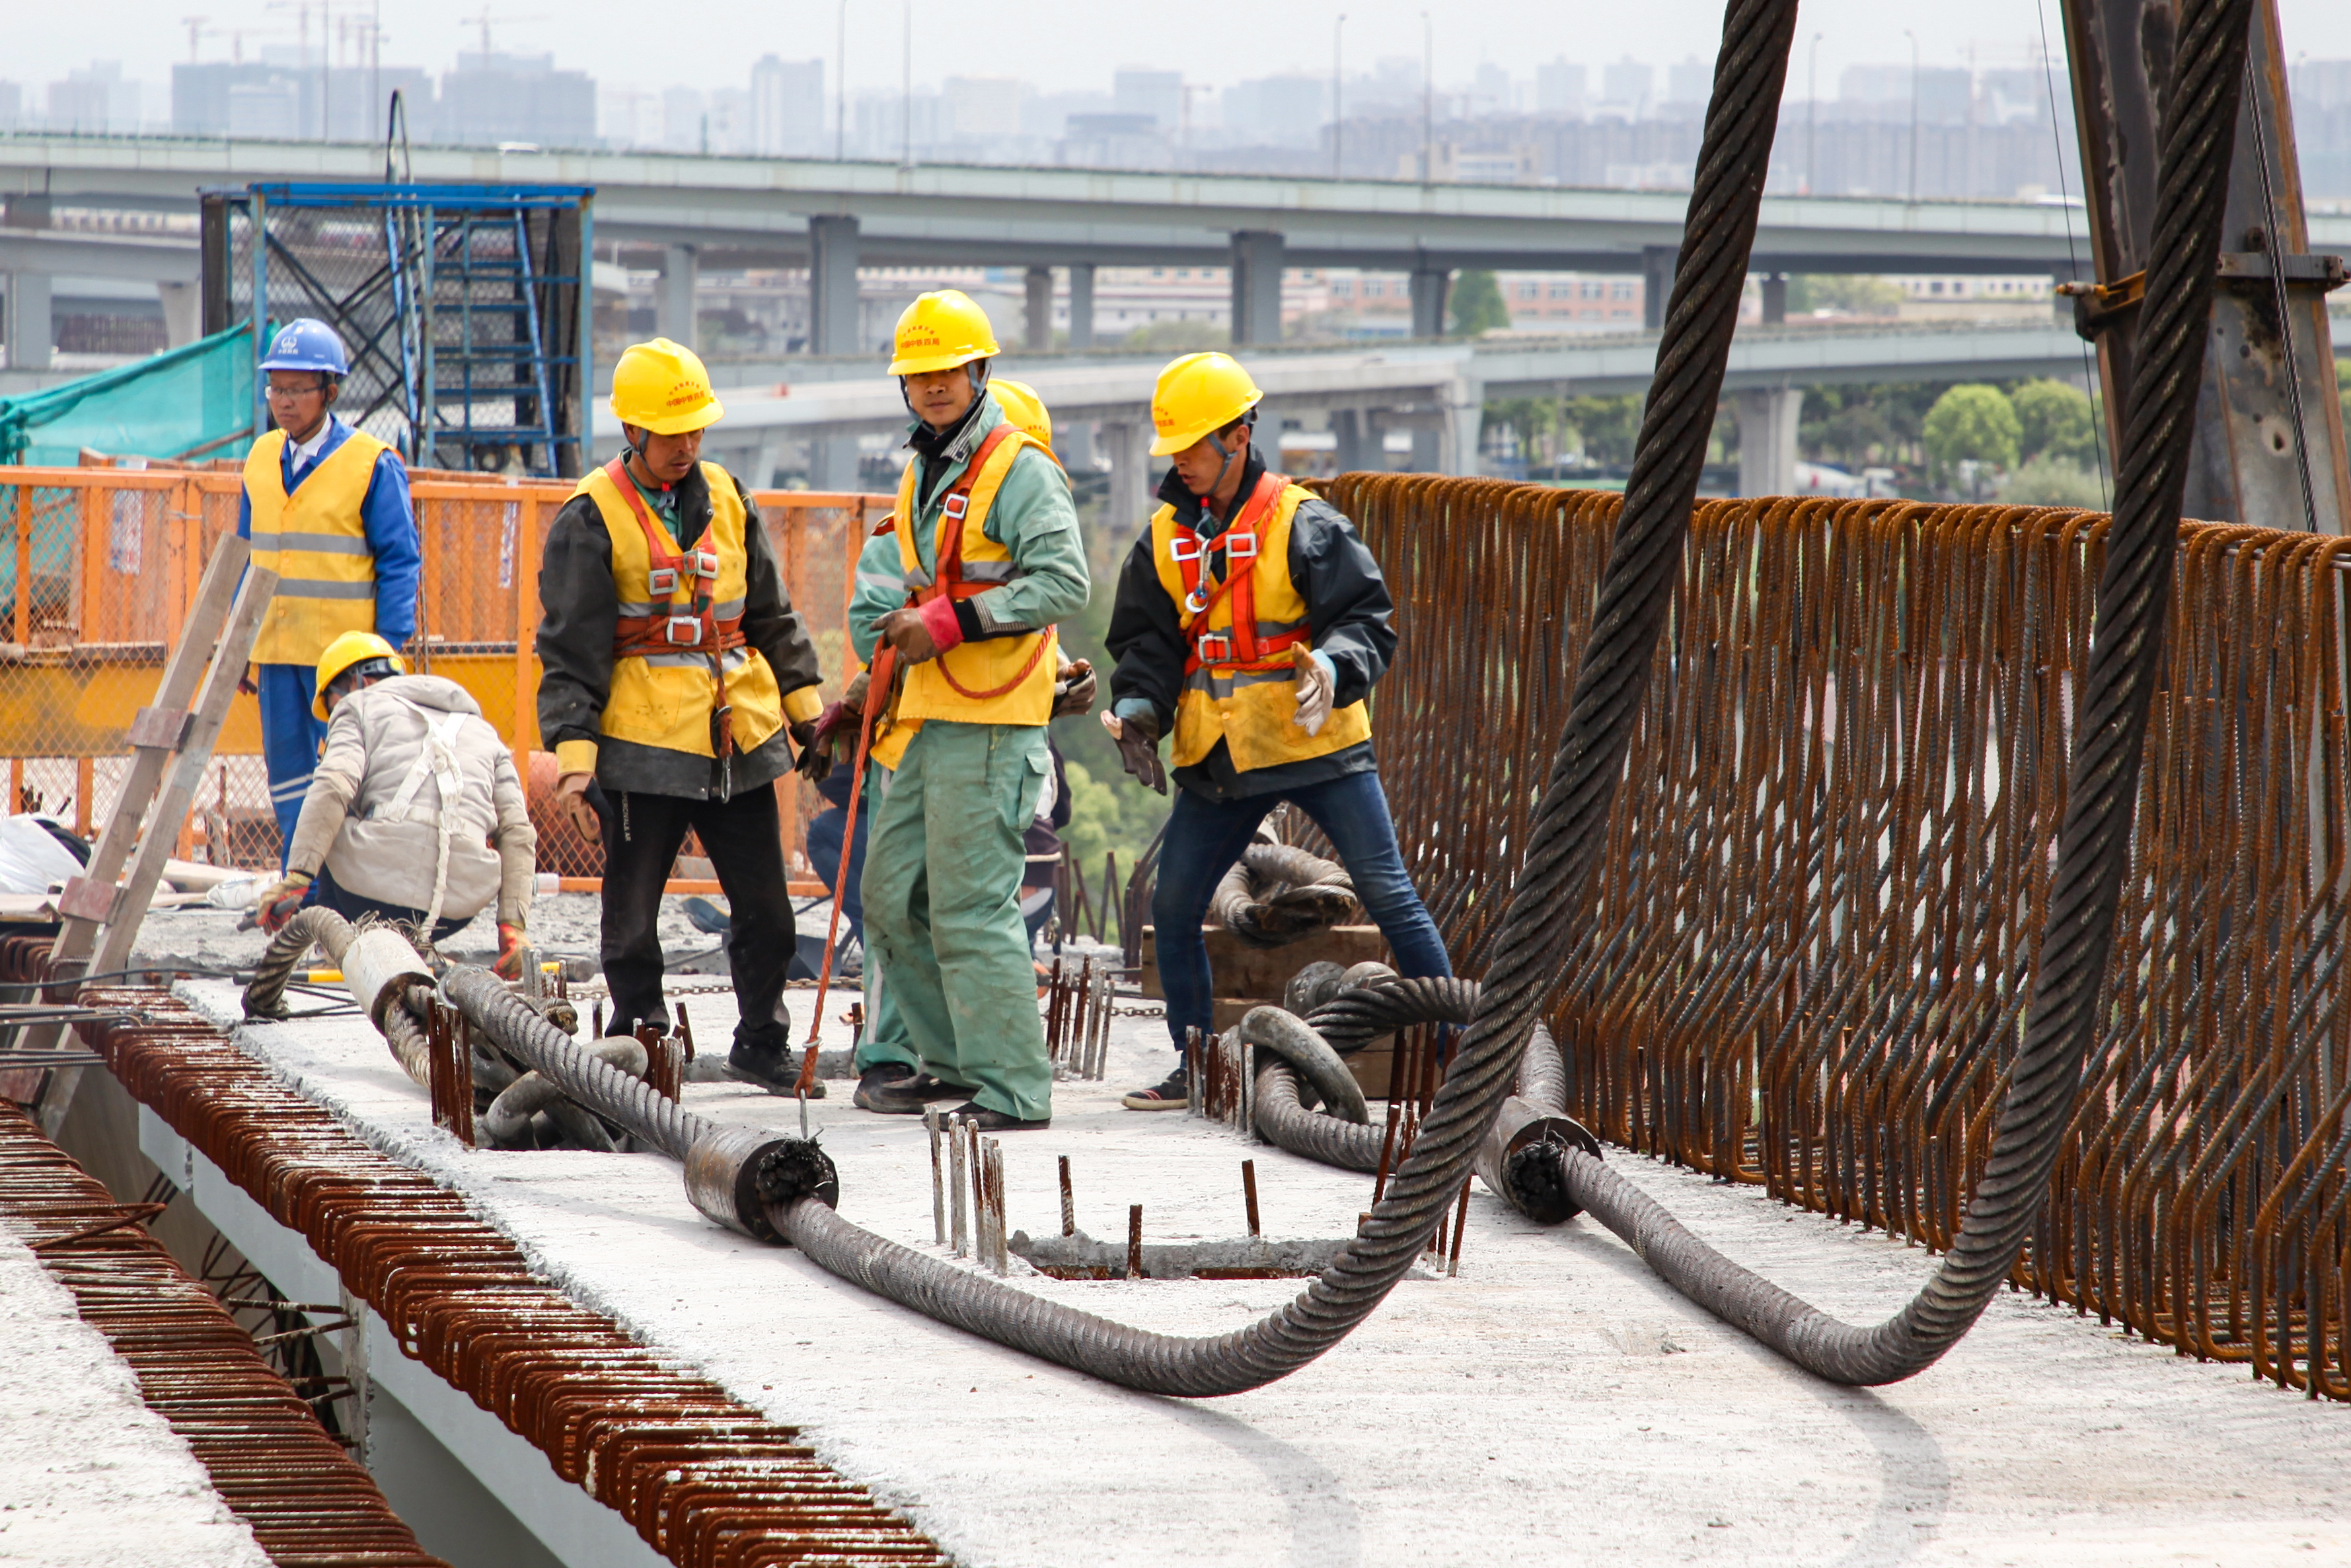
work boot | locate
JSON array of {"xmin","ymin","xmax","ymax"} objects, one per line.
[
  {"xmin": 947, "ymin": 1100, "xmax": 1050, "ymax": 1132},
  {"xmin": 852, "ymin": 1061, "xmax": 914, "ymax": 1111},
  {"xmin": 726, "ymin": 1037, "xmax": 823, "ymax": 1098},
  {"xmin": 1121, "ymin": 1064, "xmax": 1189, "ymax": 1111},
  {"xmin": 858, "ymin": 1072, "xmax": 970, "ymax": 1115}
]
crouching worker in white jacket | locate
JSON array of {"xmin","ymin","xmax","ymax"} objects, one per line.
[{"xmin": 257, "ymin": 630, "xmax": 537, "ymax": 974}]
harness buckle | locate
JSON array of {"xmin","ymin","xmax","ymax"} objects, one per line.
[
  {"xmin": 1222, "ymin": 532, "xmax": 1259, "ymax": 560},
  {"xmin": 1168, "ymin": 535, "xmax": 1203, "ymax": 563},
  {"xmin": 689, "ymin": 549, "xmax": 720, "ymax": 580},
  {"xmin": 647, "ymin": 566, "xmax": 680, "ymax": 597},
  {"xmin": 665, "ymin": 615, "xmax": 704, "ymax": 647},
  {"xmin": 1195, "ymin": 632, "xmax": 1234, "ymax": 664},
  {"xmin": 942, "ymin": 492, "xmax": 969, "ymax": 521}
]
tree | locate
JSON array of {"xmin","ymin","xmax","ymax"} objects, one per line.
[
  {"xmin": 1563, "ymin": 394, "xmax": 1643, "ymax": 468},
  {"xmin": 1448, "ymin": 270, "xmax": 1512, "ymax": 338},
  {"xmin": 1922, "ymin": 384, "xmax": 2021, "ymax": 491},
  {"xmin": 2011, "ymin": 379, "xmax": 2099, "ymax": 467},
  {"xmin": 1785, "ymin": 274, "xmax": 1904, "ymax": 317}
]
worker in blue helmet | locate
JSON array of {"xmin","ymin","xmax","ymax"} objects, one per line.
[{"xmin": 237, "ymin": 318, "xmax": 422, "ymax": 865}]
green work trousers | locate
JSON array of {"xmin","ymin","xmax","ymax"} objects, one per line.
[
  {"xmin": 859, "ymin": 720, "xmax": 1051, "ymax": 1120},
  {"xmin": 849, "ymin": 761, "xmax": 914, "ymax": 1076}
]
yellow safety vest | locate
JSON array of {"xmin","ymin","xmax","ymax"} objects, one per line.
[
  {"xmin": 888, "ymin": 426, "xmax": 1058, "ymax": 730},
  {"xmin": 572, "ymin": 459, "xmax": 786, "ymax": 759},
  {"xmin": 1148, "ymin": 476, "xmax": 1372, "ymax": 774},
  {"xmin": 244, "ymin": 428, "xmax": 392, "ymax": 665}
]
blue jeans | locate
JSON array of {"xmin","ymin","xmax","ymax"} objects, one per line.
[{"xmin": 1152, "ymin": 768, "xmax": 1451, "ymax": 1057}]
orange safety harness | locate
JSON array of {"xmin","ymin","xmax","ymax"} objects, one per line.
[
  {"xmin": 907, "ymin": 424, "xmax": 1055, "ymax": 702},
  {"xmin": 604, "ymin": 456, "xmax": 745, "ymax": 759},
  {"xmin": 1168, "ymin": 468, "xmax": 1301, "ymax": 674}
]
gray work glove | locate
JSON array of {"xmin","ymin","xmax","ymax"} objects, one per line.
[
  {"xmin": 1292, "ymin": 648, "xmax": 1337, "ymax": 737},
  {"xmin": 1053, "ymin": 657, "xmax": 1098, "ymax": 719},
  {"xmin": 1100, "ymin": 707, "xmax": 1167, "ymax": 796}
]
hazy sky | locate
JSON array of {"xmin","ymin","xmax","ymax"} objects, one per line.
[{"xmin": 16, "ymin": 0, "xmax": 2351, "ymax": 101}]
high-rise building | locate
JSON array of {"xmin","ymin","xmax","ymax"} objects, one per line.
[
  {"xmin": 944, "ymin": 77, "xmax": 1024, "ymax": 139},
  {"xmin": 1600, "ymin": 59, "xmax": 1652, "ymax": 118},
  {"xmin": 48, "ymin": 61, "xmax": 142, "ymax": 134},
  {"xmin": 748, "ymin": 56, "xmax": 825, "ymax": 156},
  {"xmin": 2290, "ymin": 59, "xmax": 2351, "ymax": 112},
  {"xmin": 438, "ymin": 52, "xmax": 595, "ymax": 149},
  {"xmin": 1224, "ymin": 75, "xmax": 1325, "ymax": 144},
  {"xmin": 1664, "ymin": 57, "xmax": 1711, "ymax": 112},
  {"xmin": 1535, "ymin": 59, "xmax": 1585, "ymax": 116},
  {"xmin": 1113, "ymin": 69, "xmax": 1183, "ymax": 130}
]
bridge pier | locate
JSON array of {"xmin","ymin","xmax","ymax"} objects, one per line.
[
  {"xmin": 657, "ymin": 244, "xmax": 698, "ymax": 352},
  {"xmin": 1445, "ymin": 377, "xmax": 1487, "ymax": 477},
  {"xmin": 1067, "ymin": 265, "xmax": 1095, "ymax": 351},
  {"xmin": 1760, "ymin": 272, "xmax": 1787, "ymax": 326},
  {"xmin": 1025, "ymin": 266, "xmax": 1053, "ymax": 352},
  {"xmin": 1735, "ymin": 385, "xmax": 1803, "ymax": 497},
  {"xmin": 1409, "ymin": 266, "xmax": 1449, "ymax": 340},
  {"xmin": 1643, "ymin": 246, "xmax": 1677, "ymax": 330},
  {"xmin": 1331, "ymin": 409, "xmax": 1368, "ymax": 473},
  {"xmin": 808, "ymin": 215, "xmax": 864, "ymax": 490},
  {"xmin": 3, "ymin": 272, "xmax": 52, "ymax": 371},
  {"xmin": 157, "ymin": 281, "xmax": 201, "ymax": 348},
  {"xmin": 1101, "ymin": 420, "xmax": 1150, "ymax": 529},
  {"xmin": 1229, "ymin": 231, "xmax": 1285, "ymax": 346}
]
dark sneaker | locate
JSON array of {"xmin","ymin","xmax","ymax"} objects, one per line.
[
  {"xmin": 1121, "ymin": 1066, "xmax": 1190, "ymax": 1111},
  {"xmin": 852, "ymin": 1061, "xmax": 914, "ymax": 1111},
  {"xmin": 947, "ymin": 1100, "xmax": 1050, "ymax": 1132},
  {"xmin": 859, "ymin": 1072, "xmax": 971, "ymax": 1115},
  {"xmin": 725, "ymin": 1040, "xmax": 822, "ymax": 1098}
]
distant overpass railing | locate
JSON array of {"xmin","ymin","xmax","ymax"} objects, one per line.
[{"xmin": 0, "ymin": 465, "xmax": 888, "ymax": 883}]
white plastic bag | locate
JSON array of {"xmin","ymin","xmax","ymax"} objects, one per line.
[{"xmin": 0, "ymin": 816, "xmax": 88, "ymax": 897}]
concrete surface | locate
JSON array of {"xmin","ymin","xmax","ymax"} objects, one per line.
[{"xmin": 155, "ymin": 964, "xmax": 2351, "ymax": 1568}]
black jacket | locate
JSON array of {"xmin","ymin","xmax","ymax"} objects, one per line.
[
  {"xmin": 1105, "ymin": 447, "xmax": 1395, "ymax": 802},
  {"xmin": 536, "ymin": 455, "xmax": 825, "ymax": 800}
]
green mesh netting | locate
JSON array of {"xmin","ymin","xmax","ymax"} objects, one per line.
[{"xmin": 0, "ymin": 321, "xmax": 256, "ymax": 467}]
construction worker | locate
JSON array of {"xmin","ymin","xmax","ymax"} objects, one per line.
[
  {"xmin": 839, "ymin": 291, "xmax": 1090, "ymax": 1130},
  {"xmin": 239, "ymin": 318, "xmax": 421, "ymax": 862},
  {"xmin": 1103, "ymin": 352, "xmax": 1452, "ymax": 1109},
  {"xmin": 254, "ymin": 632, "xmax": 535, "ymax": 971},
  {"xmin": 536, "ymin": 338, "xmax": 829, "ymax": 1094}
]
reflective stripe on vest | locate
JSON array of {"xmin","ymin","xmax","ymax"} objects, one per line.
[
  {"xmin": 569, "ymin": 460, "xmax": 785, "ymax": 761},
  {"xmin": 889, "ymin": 425, "xmax": 1058, "ymax": 728},
  {"xmin": 1148, "ymin": 480, "xmax": 1372, "ymax": 774},
  {"xmin": 243, "ymin": 427, "xmax": 391, "ymax": 665}
]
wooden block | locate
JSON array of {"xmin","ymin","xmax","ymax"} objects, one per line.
[
  {"xmin": 126, "ymin": 705, "xmax": 192, "ymax": 751},
  {"xmin": 1139, "ymin": 924, "xmax": 1392, "ymax": 1002},
  {"xmin": 55, "ymin": 877, "xmax": 118, "ymax": 925}
]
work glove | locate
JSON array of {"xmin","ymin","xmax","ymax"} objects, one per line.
[
  {"xmin": 1292, "ymin": 648, "xmax": 1337, "ymax": 738},
  {"xmin": 492, "ymin": 922, "xmax": 531, "ymax": 981},
  {"xmin": 1053, "ymin": 657, "xmax": 1098, "ymax": 718},
  {"xmin": 256, "ymin": 871, "xmax": 311, "ymax": 935},
  {"xmin": 790, "ymin": 716, "xmax": 834, "ymax": 783},
  {"xmin": 1100, "ymin": 708, "xmax": 1167, "ymax": 796},
  {"xmin": 554, "ymin": 771, "xmax": 600, "ymax": 842}
]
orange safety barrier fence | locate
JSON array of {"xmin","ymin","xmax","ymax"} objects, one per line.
[{"xmin": 0, "ymin": 465, "xmax": 890, "ymax": 887}]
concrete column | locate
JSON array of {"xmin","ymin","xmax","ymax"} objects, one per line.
[
  {"xmin": 751, "ymin": 430, "xmax": 790, "ymax": 489},
  {"xmin": 1024, "ymin": 266, "xmax": 1053, "ymax": 352},
  {"xmin": 1443, "ymin": 377, "xmax": 1486, "ymax": 476},
  {"xmin": 4, "ymin": 273, "xmax": 53, "ymax": 371},
  {"xmin": 1228, "ymin": 231, "xmax": 1286, "ymax": 346},
  {"xmin": 1760, "ymin": 272, "xmax": 1787, "ymax": 326},
  {"xmin": 1061, "ymin": 420, "xmax": 1095, "ymax": 472},
  {"xmin": 657, "ymin": 244, "xmax": 698, "ymax": 352},
  {"xmin": 1331, "ymin": 408, "xmax": 1367, "ymax": 473},
  {"xmin": 1409, "ymin": 266, "xmax": 1450, "ymax": 340},
  {"xmin": 1067, "ymin": 264, "xmax": 1096, "ymax": 350},
  {"xmin": 157, "ymin": 281, "xmax": 201, "ymax": 348},
  {"xmin": 807, "ymin": 215, "xmax": 862, "ymax": 355},
  {"xmin": 1735, "ymin": 385, "xmax": 1803, "ymax": 498},
  {"xmin": 807, "ymin": 433, "xmax": 861, "ymax": 492},
  {"xmin": 1642, "ymin": 246, "xmax": 1678, "ymax": 330},
  {"xmin": 1101, "ymin": 420, "xmax": 1150, "ymax": 531}
]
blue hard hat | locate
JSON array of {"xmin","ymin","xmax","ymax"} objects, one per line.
[{"xmin": 260, "ymin": 318, "xmax": 350, "ymax": 377}]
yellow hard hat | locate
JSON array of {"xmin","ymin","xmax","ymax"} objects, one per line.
[
  {"xmin": 1150, "ymin": 352, "xmax": 1263, "ymax": 457},
  {"xmin": 610, "ymin": 338, "xmax": 724, "ymax": 435},
  {"xmin": 888, "ymin": 290, "xmax": 1000, "ymax": 376},
  {"xmin": 989, "ymin": 378, "xmax": 1053, "ymax": 449},
  {"xmin": 312, "ymin": 630, "xmax": 406, "ymax": 719}
]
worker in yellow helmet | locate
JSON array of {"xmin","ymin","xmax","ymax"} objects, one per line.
[
  {"xmin": 830, "ymin": 291, "xmax": 1090, "ymax": 1130},
  {"xmin": 535, "ymin": 338, "xmax": 830, "ymax": 1094},
  {"xmin": 1103, "ymin": 351, "xmax": 1452, "ymax": 1109},
  {"xmin": 988, "ymin": 378, "xmax": 1055, "ymax": 452},
  {"xmin": 253, "ymin": 631, "xmax": 538, "ymax": 977}
]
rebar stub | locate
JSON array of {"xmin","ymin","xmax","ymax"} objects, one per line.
[{"xmin": 684, "ymin": 1125, "xmax": 838, "ymax": 1242}]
